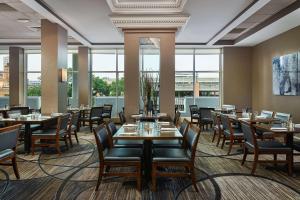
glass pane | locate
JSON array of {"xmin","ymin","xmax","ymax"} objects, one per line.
[
  {"xmin": 0, "ymin": 54, "xmax": 9, "ymax": 107},
  {"xmin": 68, "ymin": 53, "xmax": 73, "ymax": 69},
  {"xmin": 0, "ymin": 54, "xmax": 9, "ymax": 72},
  {"xmin": 195, "ymin": 54, "xmax": 219, "ymax": 71},
  {"xmin": 195, "ymin": 72, "xmax": 220, "ymax": 108},
  {"xmin": 142, "ymin": 49, "xmax": 160, "ymax": 71},
  {"xmin": 118, "ymin": 49, "xmax": 124, "ymax": 71},
  {"xmin": 175, "ymin": 49, "xmax": 193, "ymax": 71},
  {"xmin": 175, "ymin": 72, "xmax": 194, "ymax": 116},
  {"xmin": 92, "ymin": 51, "xmax": 116, "ymax": 71},
  {"xmin": 27, "ymin": 54, "xmax": 41, "ymax": 71},
  {"xmin": 27, "ymin": 73, "xmax": 41, "ymax": 109}
]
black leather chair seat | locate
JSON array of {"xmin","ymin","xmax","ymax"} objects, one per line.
[
  {"xmin": 114, "ymin": 140, "xmax": 143, "ymax": 148},
  {"xmin": 104, "ymin": 148, "xmax": 142, "ymax": 161},
  {"xmin": 152, "ymin": 140, "xmax": 182, "ymax": 148},
  {"xmin": 224, "ymin": 129, "xmax": 244, "ymax": 137},
  {"xmin": 293, "ymin": 141, "xmax": 300, "ymax": 151},
  {"xmin": 0, "ymin": 149, "xmax": 14, "ymax": 159},
  {"xmin": 152, "ymin": 148, "xmax": 191, "ymax": 162},
  {"xmin": 246, "ymin": 141, "xmax": 292, "ymax": 152},
  {"xmin": 32, "ymin": 129, "xmax": 65, "ymax": 137}
]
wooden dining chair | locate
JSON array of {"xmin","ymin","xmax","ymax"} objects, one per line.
[
  {"xmin": 151, "ymin": 122, "xmax": 200, "ymax": 192},
  {"xmin": 219, "ymin": 114, "xmax": 244, "ymax": 155},
  {"xmin": 240, "ymin": 121, "xmax": 293, "ymax": 175},
  {"xmin": 211, "ymin": 111, "xmax": 223, "ymax": 144},
  {"xmin": 106, "ymin": 121, "xmax": 143, "ymax": 148},
  {"xmin": 152, "ymin": 118, "xmax": 189, "ymax": 148},
  {"xmin": 31, "ymin": 114, "xmax": 70, "ymax": 155},
  {"xmin": 0, "ymin": 124, "xmax": 22, "ymax": 179},
  {"xmin": 81, "ymin": 107, "xmax": 103, "ymax": 132},
  {"xmin": 199, "ymin": 107, "xmax": 214, "ymax": 130},
  {"xmin": 93, "ymin": 124, "xmax": 142, "ymax": 191},
  {"xmin": 173, "ymin": 110, "xmax": 181, "ymax": 127},
  {"xmin": 119, "ymin": 111, "xmax": 126, "ymax": 125},
  {"xmin": 68, "ymin": 111, "xmax": 80, "ymax": 146},
  {"xmin": 189, "ymin": 105, "xmax": 199, "ymax": 125}
]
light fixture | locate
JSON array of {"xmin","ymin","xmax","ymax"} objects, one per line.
[
  {"xmin": 17, "ymin": 18, "xmax": 30, "ymax": 23},
  {"xmin": 59, "ymin": 68, "xmax": 68, "ymax": 82}
]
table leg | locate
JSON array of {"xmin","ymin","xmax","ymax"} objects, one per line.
[
  {"xmin": 286, "ymin": 133, "xmax": 294, "ymax": 172},
  {"xmin": 24, "ymin": 124, "xmax": 31, "ymax": 153},
  {"xmin": 143, "ymin": 140, "xmax": 152, "ymax": 181}
]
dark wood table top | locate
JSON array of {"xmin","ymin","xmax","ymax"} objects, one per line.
[
  {"xmin": 255, "ymin": 123, "xmax": 300, "ymax": 134},
  {"xmin": 113, "ymin": 122, "xmax": 182, "ymax": 140}
]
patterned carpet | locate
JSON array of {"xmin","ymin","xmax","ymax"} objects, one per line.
[{"xmin": 0, "ymin": 127, "xmax": 300, "ymax": 200}]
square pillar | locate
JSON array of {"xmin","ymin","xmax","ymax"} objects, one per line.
[
  {"xmin": 78, "ymin": 47, "xmax": 91, "ymax": 106},
  {"xmin": 41, "ymin": 19, "xmax": 68, "ymax": 114},
  {"xmin": 9, "ymin": 47, "xmax": 25, "ymax": 106}
]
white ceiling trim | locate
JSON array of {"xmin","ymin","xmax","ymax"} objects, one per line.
[
  {"xmin": 20, "ymin": 0, "xmax": 91, "ymax": 46},
  {"xmin": 106, "ymin": 0, "xmax": 187, "ymax": 13},
  {"xmin": 110, "ymin": 14, "xmax": 190, "ymax": 29},
  {"xmin": 207, "ymin": 0, "xmax": 271, "ymax": 45}
]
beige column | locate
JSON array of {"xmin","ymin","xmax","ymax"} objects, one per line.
[
  {"xmin": 9, "ymin": 47, "xmax": 25, "ymax": 106},
  {"xmin": 124, "ymin": 33, "xmax": 140, "ymax": 119},
  {"xmin": 78, "ymin": 47, "xmax": 91, "ymax": 106},
  {"xmin": 41, "ymin": 19, "xmax": 68, "ymax": 114},
  {"xmin": 159, "ymin": 33, "xmax": 175, "ymax": 119},
  {"xmin": 123, "ymin": 30, "xmax": 176, "ymax": 119}
]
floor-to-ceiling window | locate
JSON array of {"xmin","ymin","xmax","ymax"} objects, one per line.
[
  {"xmin": 175, "ymin": 48, "xmax": 221, "ymax": 116},
  {"xmin": 0, "ymin": 52, "xmax": 9, "ymax": 107},
  {"xmin": 91, "ymin": 49, "xmax": 124, "ymax": 117},
  {"xmin": 26, "ymin": 52, "xmax": 41, "ymax": 109},
  {"xmin": 67, "ymin": 50, "xmax": 78, "ymax": 107}
]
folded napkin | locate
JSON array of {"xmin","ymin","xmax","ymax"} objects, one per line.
[
  {"xmin": 119, "ymin": 132, "xmax": 138, "ymax": 136},
  {"xmin": 123, "ymin": 124, "xmax": 138, "ymax": 127},
  {"xmin": 238, "ymin": 117, "xmax": 250, "ymax": 121},
  {"xmin": 131, "ymin": 114, "xmax": 142, "ymax": 117},
  {"xmin": 158, "ymin": 113, "xmax": 167, "ymax": 117},
  {"xmin": 1, "ymin": 118, "xmax": 15, "ymax": 121},
  {"xmin": 161, "ymin": 127, "xmax": 177, "ymax": 131},
  {"xmin": 158, "ymin": 122, "xmax": 170, "ymax": 125},
  {"xmin": 255, "ymin": 115, "xmax": 266, "ymax": 119},
  {"xmin": 270, "ymin": 127, "xmax": 288, "ymax": 130}
]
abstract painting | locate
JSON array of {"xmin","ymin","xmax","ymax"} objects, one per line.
[{"xmin": 272, "ymin": 52, "xmax": 299, "ymax": 96}]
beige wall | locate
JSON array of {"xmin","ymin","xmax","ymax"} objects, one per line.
[
  {"xmin": 78, "ymin": 47, "xmax": 91, "ymax": 106},
  {"xmin": 124, "ymin": 30, "xmax": 176, "ymax": 120},
  {"xmin": 223, "ymin": 47, "xmax": 252, "ymax": 110},
  {"xmin": 252, "ymin": 26, "xmax": 300, "ymax": 122}
]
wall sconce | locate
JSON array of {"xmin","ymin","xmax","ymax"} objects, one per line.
[{"xmin": 59, "ymin": 68, "xmax": 67, "ymax": 82}]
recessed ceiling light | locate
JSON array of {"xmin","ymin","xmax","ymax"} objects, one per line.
[{"xmin": 17, "ymin": 18, "xmax": 30, "ymax": 23}]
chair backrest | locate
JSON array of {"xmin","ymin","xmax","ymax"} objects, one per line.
[
  {"xmin": 107, "ymin": 121, "xmax": 118, "ymax": 136},
  {"xmin": 103, "ymin": 104, "xmax": 112, "ymax": 115},
  {"xmin": 240, "ymin": 121, "xmax": 257, "ymax": 148},
  {"xmin": 179, "ymin": 118, "xmax": 190, "ymax": 136},
  {"xmin": 274, "ymin": 112, "xmax": 291, "ymax": 122},
  {"xmin": 219, "ymin": 114, "xmax": 230, "ymax": 130},
  {"xmin": 70, "ymin": 112, "xmax": 80, "ymax": 127},
  {"xmin": 90, "ymin": 107, "xmax": 103, "ymax": 119},
  {"xmin": 260, "ymin": 110, "xmax": 274, "ymax": 118},
  {"xmin": 57, "ymin": 114, "xmax": 71, "ymax": 135},
  {"xmin": 184, "ymin": 123, "xmax": 201, "ymax": 162},
  {"xmin": 10, "ymin": 106, "xmax": 30, "ymax": 115},
  {"xmin": 189, "ymin": 105, "xmax": 198, "ymax": 115},
  {"xmin": 119, "ymin": 111, "xmax": 126, "ymax": 125},
  {"xmin": 199, "ymin": 107, "xmax": 214, "ymax": 119},
  {"xmin": 93, "ymin": 125, "xmax": 110, "ymax": 163},
  {"xmin": 0, "ymin": 124, "xmax": 22, "ymax": 151},
  {"xmin": 173, "ymin": 111, "xmax": 181, "ymax": 126}
]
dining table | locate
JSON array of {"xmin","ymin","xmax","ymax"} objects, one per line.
[
  {"xmin": 0, "ymin": 114, "xmax": 59, "ymax": 153},
  {"xmin": 113, "ymin": 121, "xmax": 183, "ymax": 180}
]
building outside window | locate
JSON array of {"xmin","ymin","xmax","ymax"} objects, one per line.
[{"xmin": 0, "ymin": 53, "xmax": 9, "ymax": 107}]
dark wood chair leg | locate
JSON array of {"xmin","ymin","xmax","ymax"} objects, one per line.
[
  {"xmin": 221, "ymin": 136, "xmax": 226, "ymax": 149},
  {"xmin": 287, "ymin": 153, "xmax": 292, "ymax": 176},
  {"xmin": 96, "ymin": 164, "xmax": 104, "ymax": 191},
  {"xmin": 74, "ymin": 130, "xmax": 79, "ymax": 144},
  {"xmin": 273, "ymin": 154, "xmax": 277, "ymax": 167},
  {"xmin": 216, "ymin": 132, "xmax": 222, "ymax": 147},
  {"xmin": 68, "ymin": 133, "xmax": 73, "ymax": 147},
  {"xmin": 31, "ymin": 138, "xmax": 35, "ymax": 156},
  {"xmin": 12, "ymin": 157, "xmax": 20, "ymax": 179},
  {"xmin": 137, "ymin": 164, "xmax": 141, "ymax": 191},
  {"xmin": 227, "ymin": 138, "xmax": 233, "ymax": 155},
  {"xmin": 212, "ymin": 129, "xmax": 216, "ymax": 142},
  {"xmin": 251, "ymin": 153, "xmax": 258, "ymax": 175},
  {"xmin": 89, "ymin": 122, "xmax": 93, "ymax": 132},
  {"xmin": 191, "ymin": 166, "xmax": 199, "ymax": 192},
  {"xmin": 152, "ymin": 163, "xmax": 157, "ymax": 191},
  {"xmin": 64, "ymin": 136, "xmax": 69, "ymax": 150},
  {"xmin": 241, "ymin": 147, "xmax": 248, "ymax": 166},
  {"xmin": 56, "ymin": 141, "xmax": 61, "ymax": 155}
]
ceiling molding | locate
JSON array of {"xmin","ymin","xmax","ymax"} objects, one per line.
[
  {"xmin": 20, "ymin": 0, "xmax": 91, "ymax": 46},
  {"xmin": 106, "ymin": 0, "xmax": 187, "ymax": 13},
  {"xmin": 110, "ymin": 14, "xmax": 190, "ymax": 30},
  {"xmin": 235, "ymin": 0, "xmax": 300, "ymax": 44},
  {"xmin": 207, "ymin": 0, "xmax": 271, "ymax": 46}
]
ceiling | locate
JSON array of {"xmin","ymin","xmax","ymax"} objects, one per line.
[{"xmin": 0, "ymin": 0, "xmax": 299, "ymax": 47}]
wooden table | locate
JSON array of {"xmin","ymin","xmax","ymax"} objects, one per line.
[
  {"xmin": 0, "ymin": 115, "xmax": 58, "ymax": 153},
  {"xmin": 131, "ymin": 114, "xmax": 170, "ymax": 122},
  {"xmin": 113, "ymin": 122, "xmax": 183, "ymax": 180}
]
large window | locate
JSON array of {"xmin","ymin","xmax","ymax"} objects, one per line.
[
  {"xmin": 0, "ymin": 53, "xmax": 9, "ymax": 107},
  {"xmin": 91, "ymin": 49, "xmax": 124, "ymax": 117},
  {"xmin": 175, "ymin": 49, "xmax": 221, "ymax": 116},
  {"xmin": 26, "ymin": 53, "xmax": 41, "ymax": 109},
  {"xmin": 67, "ymin": 51, "xmax": 78, "ymax": 106}
]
